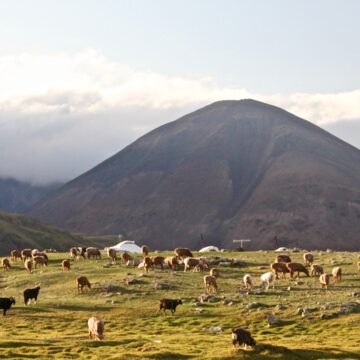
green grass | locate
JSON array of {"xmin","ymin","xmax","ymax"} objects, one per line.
[{"xmin": 0, "ymin": 250, "xmax": 359, "ymax": 359}]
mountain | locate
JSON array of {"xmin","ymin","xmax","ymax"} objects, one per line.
[
  {"xmin": 29, "ymin": 100, "xmax": 360, "ymax": 250},
  {"xmin": 0, "ymin": 210, "xmax": 88, "ymax": 255},
  {"xmin": 0, "ymin": 177, "xmax": 62, "ymax": 213}
]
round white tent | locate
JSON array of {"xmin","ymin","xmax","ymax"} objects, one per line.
[
  {"xmin": 199, "ymin": 246, "xmax": 220, "ymax": 252},
  {"xmin": 110, "ymin": 240, "xmax": 142, "ymax": 253}
]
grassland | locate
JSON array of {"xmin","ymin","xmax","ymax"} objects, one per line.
[{"xmin": 0, "ymin": 250, "xmax": 359, "ymax": 359}]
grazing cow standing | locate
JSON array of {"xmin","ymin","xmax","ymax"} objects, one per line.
[
  {"xmin": 174, "ymin": 248, "xmax": 193, "ymax": 260},
  {"xmin": 143, "ymin": 257, "xmax": 152, "ymax": 272},
  {"xmin": 33, "ymin": 256, "xmax": 48, "ymax": 268},
  {"xmin": 260, "ymin": 272, "xmax": 275, "ymax": 290},
  {"xmin": 156, "ymin": 299, "xmax": 182, "ymax": 315},
  {"xmin": 2, "ymin": 258, "xmax": 11, "ymax": 270},
  {"xmin": 332, "ymin": 267, "xmax": 342, "ymax": 283},
  {"xmin": 77, "ymin": 276, "xmax": 91, "ymax": 293},
  {"xmin": 231, "ymin": 328, "xmax": 256, "ymax": 349},
  {"xmin": 204, "ymin": 275, "xmax": 218, "ymax": 293},
  {"xmin": 151, "ymin": 256, "xmax": 165, "ymax": 270},
  {"xmin": 210, "ymin": 268, "xmax": 220, "ymax": 278},
  {"xmin": 11, "ymin": 250, "xmax": 21, "ymax": 261},
  {"xmin": 0, "ymin": 297, "xmax": 16, "ymax": 315},
  {"xmin": 121, "ymin": 252, "xmax": 132, "ymax": 263},
  {"xmin": 107, "ymin": 248, "xmax": 116, "ymax": 263},
  {"xmin": 319, "ymin": 274, "xmax": 330, "ymax": 289},
  {"xmin": 88, "ymin": 317, "xmax": 105, "ymax": 340},
  {"xmin": 275, "ymin": 255, "xmax": 291, "ymax": 263},
  {"xmin": 311, "ymin": 264, "xmax": 323, "ymax": 277},
  {"xmin": 24, "ymin": 286, "xmax": 40, "ymax": 305},
  {"xmin": 86, "ymin": 247, "xmax": 101, "ymax": 260},
  {"xmin": 21, "ymin": 249, "xmax": 32, "ymax": 262},
  {"xmin": 286, "ymin": 263, "xmax": 309, "ymax": 278},
  {"xmin": 62, "ymin": 260, "xmax": 71, "ymax": 271},
  {"xmin": 24, "ymin": 259, "xmax": 33, "ymax": 273},
  {"xmin": 271, "ymin": 262, "xmax": 290, "ymax": 279},
  {"xmin": 303, "ymin": 253, "xmax": 314, "ymax": 267},
  {"xmin": 141, "ymin": 245, "xmax": 150, "ymax": 257},
  {"xmin": 243, "ymin": 274, "xmax": 253, "ymax": 290},
  {"xmin": 164, "ymin": 256, "xmax": 179, "ymax": 270},
  {"xmin": 70, "ymin": 247, "xmax": 86, "ymax": 260}
]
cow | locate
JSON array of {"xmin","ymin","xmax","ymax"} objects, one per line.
[
  {"xmin": 141, "ymin": 245, "xmax": 150, "ymax": 257},
  {"xmin": 332, "ymin": 267, "xmax": 342, "ymax": 283},
  {"xmin": 77, "ymin": 276, "xmax": 91, "ymax": 293},
  {"xmin": 319, "ymin": 273, "xmax": 330, "ymax": 289},
  {"xmin": 0, "ymin": 297, "xmax": 16, "ymax": 315},
  {"xmin": 11, "ymin": 250, "xmax": 21, "ymax": 261},
  {"xmin": 24, "ymin": 286, "xmax": 40, "ymax": 305},
  {"xmin": 24, "ymin": 259, "xmax": 33, "ymax": 273},
  {"xmin": 164, "ymin": 256, "xmax": 179, "ymax": 271},
  {"xmin": 156, "ymin": 299, "xmax": 182, "ymax": 315},
  {"xmin": 271, "ymin": 262, "xmax": 290, "ymax": 279},
  {"xmin": 143, "ymin": 257, "xmax": 152, "ymax": 273},
  {"xmin": 204, "ymin": 275, "xmax": 218, "ymax": 293},
  {"xmin": 88, "ymin": 317, "xmax": 105, "ymax": 340},
  {"xmin": 151, "ymin": 256, "xmax": 165, "ymax": 270},
  {"xmin": 86, "ymin": 247, "xmax": 101, "ymax": 260},
  {"xmin": 260, "ymin": 272, "xmax": 275, "ymax": 290},
  {"xmin": 70, "ymin": 247, "xmax": 86, "ymax": 260},
  {"xmin": 184, "ymin": 257, "xmax": 208, "ymax": 272},
  {"xmin": 286, "ymin": 263, "xmax": 309, "ymax": 278},
  {"xmin": 275, "ymin": 255, "xmax": 291, "ymax": 263},
  {"xmin": 243, "ymin": 274, "xmax": 253, "ymax": 290},
  {"xmin": 231, "ymin": 328, "xmax": 256, "ymax": 350},
  {"xmin": 62, "ymin": 259, "xmax": 71, "ymax": 271},
  {"xmin": 121, "ymin": 252, "xmax": 132, "ymax": 263},
  {"xmin": 2, "ymin": 258, "xmax": 11, "ymax": 270},
  {"xmin": 33, "ymin": 256, "xmax": 48, "ymax": 268},
  {"xmin": 210, "ymin": 268, "xmax": 220, "ymax": 278},
  {"xmin": 21, "ymin": 249, "xmax": 32, "ymax": 262},
  {"xmin": 107, "ymin": 248, "xmax": 116, "ymax": 263},
  {"xmin": 310, "ymin": 264, "xmax": 323, "ymax": 277},
  {"xmin": 174, "ymin": 248, "xmax": 193, "ymax": 260},
  {"xmin": 303, "ymin": 253, "xmax": 314, "ymax": 267}
]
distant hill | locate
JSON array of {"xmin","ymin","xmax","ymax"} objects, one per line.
[
  {"xmin": 29, "ymin": 100, "xmax": 360, "ymax": 250},
  {"xmin": 0, "ymin": 178, "xmax": 62, "ymax": 213}
]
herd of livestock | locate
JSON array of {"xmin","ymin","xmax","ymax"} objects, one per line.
[{"xmin": 1, "ymin": 245, "xmax": 360, "ymax": 349}]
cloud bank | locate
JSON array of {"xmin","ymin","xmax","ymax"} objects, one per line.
[{"xmin": 1, "ymin": 49, "xmax": 360, "ymax": 184}]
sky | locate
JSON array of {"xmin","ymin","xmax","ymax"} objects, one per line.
[{"xmin": 0, "ymin": 0, "xmax": 360, "ymax": 184}]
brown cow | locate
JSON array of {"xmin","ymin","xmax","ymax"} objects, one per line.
[
  {"xmin": 70, "ymin": 247, "xmax": 86, "ymax": 260},
  {"xmin": 303, "ymin": 253, "xmax": 314, "ymax": 267},
  {"xmin": 271, "ymin": 262, "xmax": 290, "ymax": 279},
  {"xmin": 107, "ymin": 248, "xmax": 116, "ymax": 263},
  {"xmin": 77, "ymin": 276, "xmax": 91, "ymax": 293},
  {"xmin": 86, "ymin": 247, "xmax": 101, "ymax": 260},
  {"xmin": 319, "ymin": 273, "xmax": 330, "ymax": 289},
  {"xmin": 174, "ymin": 248, "xmax": 193, "ymax": 260},
  {"xmin": 11, "ymin": 250, "xmax": 21, "ymax": 261},
  {"xmin": 62, "ymin": 259, "xmax": 71, "ymax": 271},
  {"xmin": 332, "ymin": 267, "xmax": 342, "ymax": 283},
  {"xmin": 275, "ymin": 255, "xmax": 291, "ymax": 263},
  {"xmin": 121, "ymin": 252, "xmax": 132, "ymax": 263},
  {"xmin": 184, "ymin": 257, "xmax": 208, "ymax": 272},
  {"xmin": 88, "ymin": 317, "xmax": 105, "ymax": 340},
  {"xmin": 2, "ymin": 258, "xmax": 11, "ymax": 270},
  {"xmin": 143, "ymin": 257, "xmax": 152, "ymax": 273},
  {"xmin": 33, "ymin": 256, "xmax": 48, "ymax": 268},
  {"xmin": 21, "ymin": 249, "xmax": 32, "ymax": 262},
  {"xmin": 209, "ymin": 268, "xmax": 220, "ymax": 278},
  {"xmin": 286, "ymin": 263, "xmax": 309, "ymax": 278},
  {"xmin": 141, "ymin": 245, "xmax": 150, "ymax": 257},
  {"xmin": 24, "ymin": 259, "xmax": 33, "ymax": 273},
  {"xmin": 310, "ymin": 264, "xmax": 323, "ymax": 277},
  {"xmin": 164, "ymin": 256, "xmax": 179, "ymax": 271},
  {"xmin": 151, "ymin": 256, "xmax": 165, "ymax": 270},
  {"xmin": 204, "ymin": 275, "xmax": 218, "ymax": 293}
]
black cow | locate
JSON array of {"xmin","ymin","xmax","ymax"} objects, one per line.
[
  {"xmin": 0, "ymin": 297, "xmax": 16, "ymax": 315},
  {"xmin": 156, "ymin": 299, "xmax": 182, "ymax": 315},
  {"xmin": 24, "ymin": 286, "xmax": 40, "ymax": 305},
  {"xmin": 231, "ymin": 328, "xmax": 256, "ymax": 349}
]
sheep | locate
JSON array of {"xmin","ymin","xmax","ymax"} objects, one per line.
[
  {"xmin": 286, "ymin": 263, "xmax": 309, "ymax": 278},
  {"xmin": 204, "ymin": 275, "xmax": 218, "ymax": 293},
  {"xmin": 151, "ymin": 256, "xmax": 165, "ymax": 270},
  {"xmin": 303, "ymin": 253, "xmax": 314, "ymax": 267},
  {"xmin": 107, "ymin": 248, "xmax": 116, "ymax": 263},
  {"xmin": 310, "ymin": 264, "xmax": 323, "ymax": 277},
  {"xmin": 243, "ymin": 274, "xmax": 253, "ymax": 290},
  {"xmin": 164, "ymin": 256, "xmax": 179, "ymax": 271},
  {"xmin": 260, "ymin": 272, "xmax": 275, "ymax": 290},
  {"xmin": 332, "ymin": 267, "xmax": 342, "ymax": 283},
  {"xmin": 121, "ymin": 252, "xmax": 132, "ymax": 263},
  {"xmin": 88, "ymin": 317, "xmax": 105, "ymax": 340},
  {"xmin": 319, "ymin": 274, "xmax": 330, "ymax": 289},
  {"xmin": 0, "ymin": 297, "xmax": 16, "ymax": 315},
  {"xmin": 11, "ymin": 250, "xmax": 21, "ymax": 261},
  {"xmin": 86, "ymin": 247, "xmax": 101, "ymax": 260},
  {"xmin": 141, "ymin": 245, "xmax": 150, "ymax": 256},
  {"xmin": 77, "ymin": 276, "xmax": 91, "ymax": 293},
  {"xmin": 2, "ymin": 258, "xmax": 11, "ymax": 270},
  {"xmin": 33, "ymin": 256, "xmax": 48, "ymax": 268},
  {"xmin": 143, "ymin": 256, "xmax": 152, "ymax": 272},
  {"xmin": 271, "ymin": 262, "xmax": 290, "ymax": 279},
  {"xmin": 21, "ymin": 249, "xmax": 32, "ymax": 261},
  {"xmin": 156, "ymin": 299, "xmax": 182, "ymax": 316},
  {"xmin": 275, "ymin": 255, "xmax": 291, "ymax": 263},
  {"xmin": 24, "ymin": 286, "xmax": 40, "ymax": 305},
  {"xmin": 209, "ymin": 268, "xmax": 220, "ymax": 278},
  {"xmin": 174, "ymin": 247, "xmax": 193, "ymax": 260},
  {"xmin": 231, "ymin": 328, "xmax": 256, "ymax": 350},
  {"xmin": 24, "ymin": 259, "xmax": 33, "ymax": 273},
  {"xmin": 62, "ymin": 259, "xmax": 71, "ymax": 271}
]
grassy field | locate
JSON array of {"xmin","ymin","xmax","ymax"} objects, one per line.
[{"xmin": 0, "ymin": 250, "xmax": 359, "ymax": 359}]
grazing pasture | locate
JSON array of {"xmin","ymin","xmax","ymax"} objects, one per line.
[{"xmin": 0, "ymin": 250, "xmax": 359, "ymax": 359}]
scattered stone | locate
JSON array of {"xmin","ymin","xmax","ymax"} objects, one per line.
[
  {"xmin": 194, "ymin": 308, "xmax": 203, "ymax": 313},
  {"xmin": 267, "ymin": 314, "xmax": 281, "ymax": 326},
  {"xmin": 295, "ymin": 281, "xmax": 304, "ymax": 286},
  {"xmin": 103, "ymin": 264, "xmax": 113, "ymax": 268},
  {"xmin": 219, "ymin": 262, "xmax": 232, "ymax": 267},
  {"xmin": 222, "ymin": 299, "xmax": 233, "ymax": 305},
  {"xmin": 287, "ymin": 286, "xmax": 292, "ymax": 291},
  {"xmin": 126, "ymin": 278, "xmax": 141, "ymax": 285},
  {"xmin": 320, "ymin": 303, "xmax": 331, "ymax": 311},
  {"xmin": 203, "ymin": 327, "xmax": 223, "ymax": 333},
  {"xmin": 275, "ymin": 304, "xmax": 286, "ymax": 311},
  {"xmin": 102, "ymin": 284, "xmax": 121, "ymax": 292},
  {"xmin": 153, "ymin": 281, "xmax": 167, "ymax": 290},
  {"xmin": 247, "ymin": 302, "xmax": 261, "ymax": 309}
]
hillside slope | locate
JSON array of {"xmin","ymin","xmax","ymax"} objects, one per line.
[{"xmin": 29, "ymin": 100, "xmax": 360, "ymax": 250}]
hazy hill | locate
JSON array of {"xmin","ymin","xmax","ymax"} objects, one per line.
[{"xmin": 29, "ymin": 100, "xmax": 360, "ymax": 250}]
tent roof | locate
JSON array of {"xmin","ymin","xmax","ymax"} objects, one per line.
[
  {"xmin": 110, "ymin": 241, "xmax": 142, "ymax": 253},
  {"xmin": 199, "ymin": 246, "xmax": 220, "ymax": 252}
]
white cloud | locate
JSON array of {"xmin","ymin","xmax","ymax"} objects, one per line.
[{"xmin": 0, "ymin": 49, "xmax": 360, "ymax": 184}]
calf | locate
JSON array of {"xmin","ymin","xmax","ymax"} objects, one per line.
[
  {"xmin": 164, "ymin": 256, "xmax": 179, "ymax": 271},
  {"xmin": 286, "ymin": 263, "xmax": 309, "ymax": 278},
  {"xmin": 275, "ymin": 255, "xmax": 291, "ymax": 263},
  {"xmin": 332, "ymin": 267, "xmax": 342, "ymax": 283},
  {"xmin": 271, "ymin": 262, "xmax": 290, "ymax": 279},
  {"xmin": 210, "ymin": 268, "xmax": 220, "ymax": 278},
  {"xmin": 243, "ymin": 274, "xmax": 253, "ymax": 290},
  {"xmin": 24, "ymin": 286, "xmax": 40, "ymax": 305},
  {"xmin": 151, "ymin": 256, "xmax": 165, "ymax": 270},
  {"xmin": 204, "ymin": 275, "xmax": 218, "ymax": 293},
  {"xmin": 2, "ymin": 258, "xmax": 11, "ymax": 270},
  {"xmin": 141, "ymin": 245, "xmax": 150, "ymax": 257},
  {"xmin": 11, "ymin": 250, "xmax": 21, "ymax": 261},
  {"xmin": 24, "ymin": 259, "xmax": 33, "ymax": 273},
  {"xmin": 231, "ymin": 328, "xmax": 256, "ymax": 350},
  {"xmin": 156, "ymin": 299, "xmax": 182, "ymax": 315},
  {"xmin": 0, "ymin": 297, "xmax": 16, "ymax": 315},
  {"xmin": 62, "ymin": 259, "xmax": 71, "ymax": 271},
  {"xmin": 310, "ymin": 264, "xmax": 323, "ymax": 277},
  {"xmin": 303, "ymin": 253, "xmax": 314, "ymax": 267},
  {"xmin": 174, "ymin": 247, "xmax": 193, "ymax": 260},
  {"xmin": 143, "ymin": 256, "xmax": 152, "ymax": 272},
  {"xmin": 260, "ymin": 272, "xmax": 275, "ymax": 290},
  {"xmin": 88, "ymin": 317, "xmax": 105, "ymax": 340},
  {"xmin": 77, "ymin": 276, "xmax": 91, "ymax": 293},
  {"xmin": 319, "ymin": 273, "xmax": 330, "ymax": 289}
]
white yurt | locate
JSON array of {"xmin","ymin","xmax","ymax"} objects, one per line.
[
  {"xmin": 110, "ymin": 240, "xmax": 142, "ymax": 253},
  {"xmin": 199, "ymin": 245, "xmax": 220, "ymax": 252}
]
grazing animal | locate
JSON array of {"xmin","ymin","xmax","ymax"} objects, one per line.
[
  {"xmin": 0, "ymin": 297, "xmax": 16, "ymax": 315},
  {"xmin": 311, "ymin": 264, "xmax": 323, "ymax": 277},
  {"xmin": 156, "ymin": 299, "xmax": 182, "ymax": 315},
  {"xmin": 210, "ymin": 268, "xmax": 220, "ymax": 278},
  {"xmin": 204, "ymin": 275, "xmax": 218, "ymax": 293},
  {"xmin": 271, "ymin": 262, "xmax": 290, "ymax": 279},
  {"xmin": 174, "ymin": 247, "xmax": 193, "ymax": 260},
  {"xmin": 121, "ymin": 252, "xmax": 132, "ymax": 263},
  {"xmin": 275, "ymin": 255, "xmax": 291, "ymax": 263},
  {"xmin": 62, "ymin": 259, "xmax": 71, "ymax": 271},
  {"xmin": 151, "ymin": 256, "xmax": 165, "ymax": 269},
  {"xmin": 231, "ymin": 328, "xmax": 256, "ymax": 349},
  {"xmin": 243, "ymin": 274, "xmax": 253, "ymax": 290},
  {"xmin": 332, "ymin": 267, "xmax": 342, "ymax": 283},
  {"xmin": 260, "ymin": 272, "xmax": 275, "ymax": 290},
  {"xmin": 24, "ymin": 259, "xmax": 33, "ymax": 273},
  {"xmin": 24, "ymin": 286, "xmax": 40, "ymax": 305},
  {"xmin": 143, "ymin": 256, "xmax": 152, "ymax": 272},
  {"xmin": 86, "ymin": 247, "xmax": 101, "ymax": 260},
  {"xmin": 164, "ymin": 256, "xmax": 179, "ymax": 270},
  {"xmin": 31, "ymin": 249, "xmax": 40, "ymax": 257},
  {"xmin": 70, "ymin": 247, "xmax": 86, "ymax": 260},
  {"xmin": 319, "ymin": 273, "xmax": 330, "ymax": 289},
  {"xmin": 88, "ymin": 317, "xmax": 105, "ymax": 340},
  {"xmin": 107, "ymin": 248, "xmax": 116, "ymax": 263},
  {"xmin": 21, "ymin": 249, "xmax": 32, "ymax": 261},
  {"xmin": 303, "ymin": 253, "xmax": 314, "ymax": 267},
  {"xmin": 184, "ymin": 257, "xmax": 208, "ymax": 272},
  {"xmin": 286, "ymin": 263, "xmax": 309, "ymax": 278},
  {"xmin": 77, "ymin": 276, "xmax": 91, "ymax": 293},
  {"xmin": 11, "ymin": 250, "xmax": 21, "ymax": 261},
  {"xmin": 2, "ymin": 258, "xmax": 11, "ymax": 270},
  {"xmin": 33, "ymin": 256, "xmax": 48, "ymax": 268},
  {"xmin": 141, "ymin": 245, "xmax": 150, "ymax": 256},
  {"xmin": 32, "ymin": 252, "xmax": 48, "ymax": 261}
]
